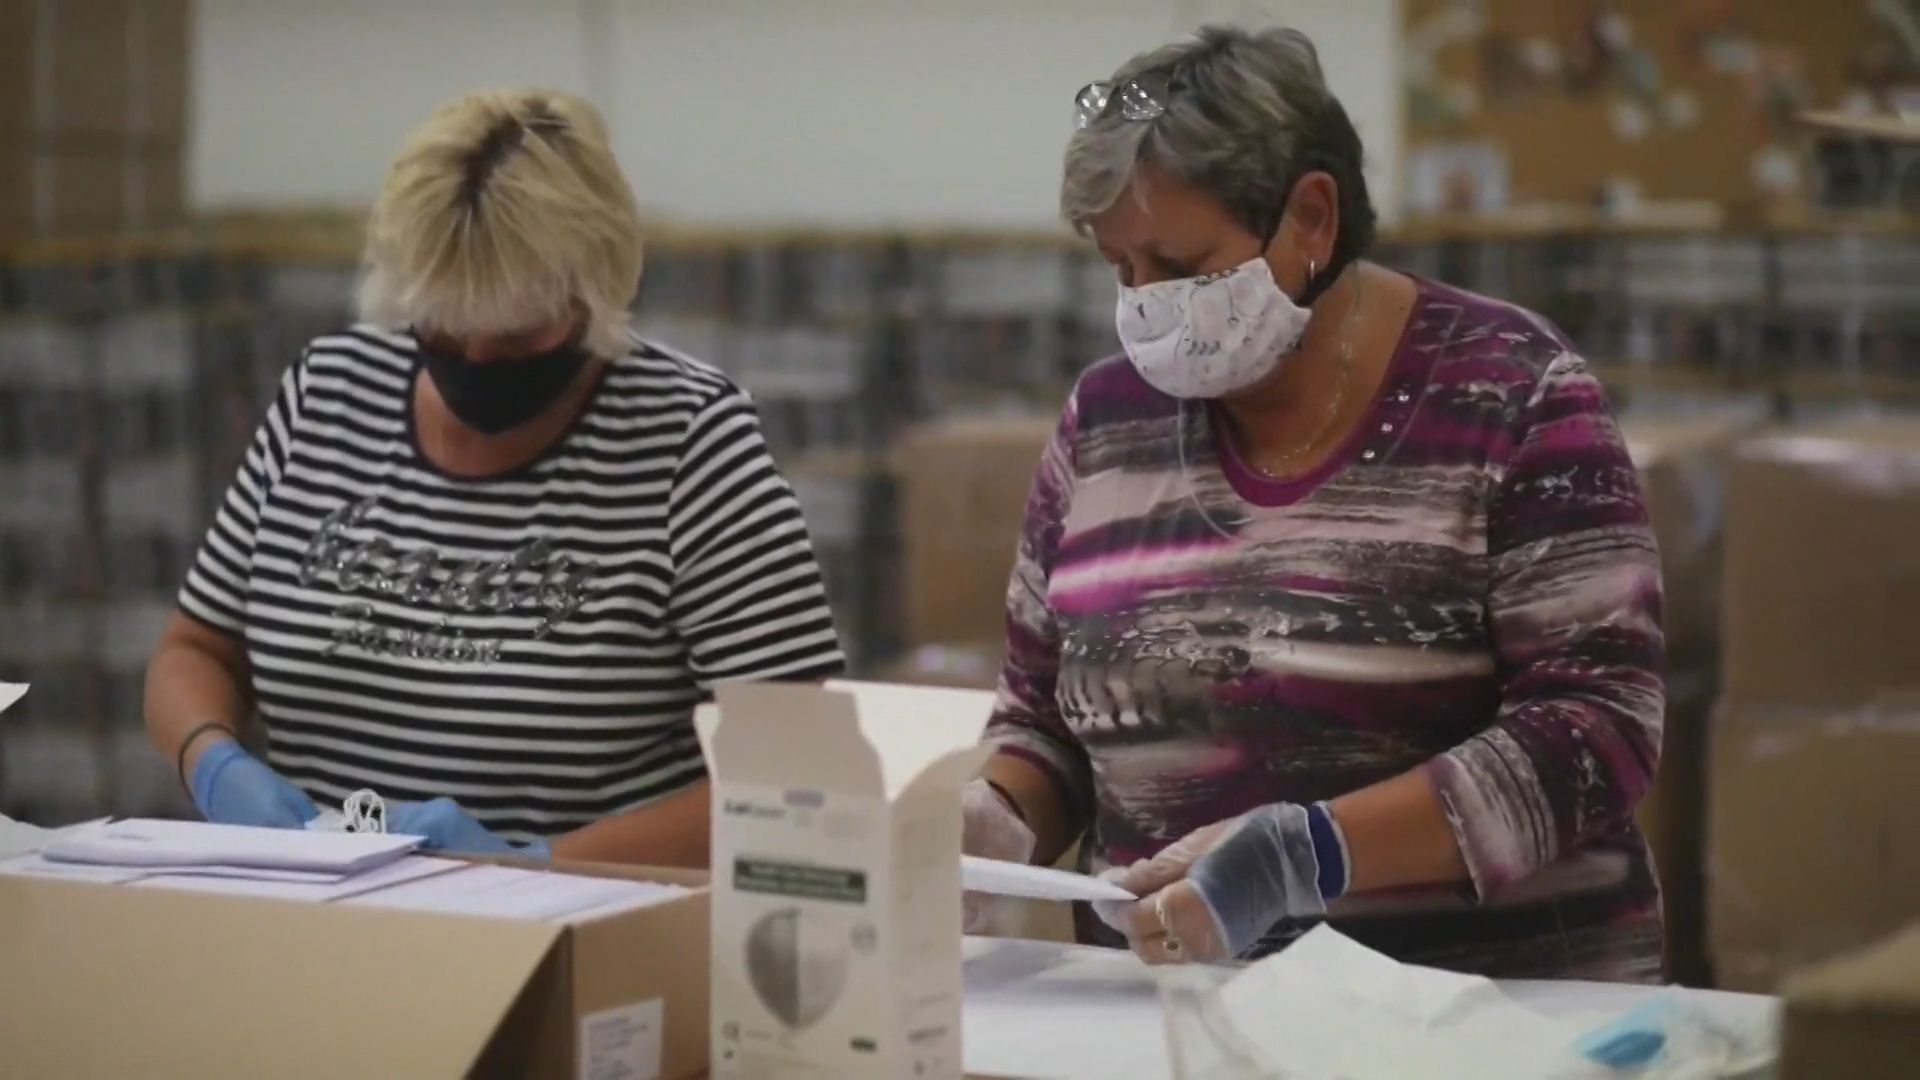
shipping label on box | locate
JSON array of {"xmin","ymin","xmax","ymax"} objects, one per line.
[{"xmin": 700, "ymin": 681, "xmax": 992, "ymax": 1079}]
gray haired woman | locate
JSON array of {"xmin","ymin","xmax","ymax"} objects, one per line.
[{"xmin": 962, "ymin": 26, "xmax": 1668, "ymax": 982}]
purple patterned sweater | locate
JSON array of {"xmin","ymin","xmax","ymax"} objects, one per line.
[{"xmin": 986, "ymin": 277, "xmax": 1667, "ymax": 981}]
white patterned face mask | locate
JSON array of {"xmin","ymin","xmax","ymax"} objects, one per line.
[{"xmin": 1115, "ymin": 257, "xmax": 1312, "ymax": 400}]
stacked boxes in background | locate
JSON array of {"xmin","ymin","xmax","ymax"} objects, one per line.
[
  {"xmin": 1708, "ymin": 418, "xmax": 1920, "ymax": 991},
  {"xmin": 0, "ymin": 247, "xmax": 256, "ymax": 823},
  {"xmin": 0, "ymin": 0, "xmax": 199, "ymax": 825},
  {"xmin": 893, "ymin": 415, "xmax": 1058, "ymax": 655},
  {"xmin": 1619, "ymin": 408, "xmax": 1765, "ymax": 987},
  {"xmin": 0, "ymin": 0, "xmax": 190, "ymax": 243}
]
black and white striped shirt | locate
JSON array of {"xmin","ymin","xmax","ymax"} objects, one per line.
[{"xmin": 179, "ymin": 326, "xmax": 844, "ymax": 839}]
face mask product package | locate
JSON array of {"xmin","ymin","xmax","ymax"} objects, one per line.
[{"xmin": 698, "ymin": 681, "xmax": 993, "ymax": 1079}]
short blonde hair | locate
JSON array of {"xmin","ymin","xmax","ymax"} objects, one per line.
[{"xmin": 359, "ymin": 89, "xmax": 643, "ymax": 358}]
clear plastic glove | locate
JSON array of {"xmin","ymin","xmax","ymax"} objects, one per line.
[
  {"xmin": 189, "ymin": 740, "xmax": 320, "ymax": 829},
  {"xmin": 1112, "ymin": 804, "xmax": 1329, "ymax": 964},
  {"xmin": 960, "ymin": 778, "xmax": 1035, "ymax": 934},
  {"xmin": 386, "ymin": 797, "xmax": 548, "ymax": 859}
]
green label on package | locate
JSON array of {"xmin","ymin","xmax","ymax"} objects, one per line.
[{"xmin": 734, "ymin": 858, "xmax": 868, "ymax": 903}]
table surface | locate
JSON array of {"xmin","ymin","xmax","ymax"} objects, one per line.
[{"xmin": 959, "ymin": 935, "xmax": 1778, "ymax": 1080}]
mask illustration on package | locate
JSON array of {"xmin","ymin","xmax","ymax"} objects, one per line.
[{"xmin": 745, "ymin": 907, "xmax": 851, "ymax": 1030}]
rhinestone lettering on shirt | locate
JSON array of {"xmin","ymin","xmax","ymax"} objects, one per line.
[{"xmin": 301, "ymin": 497, "xmax": 595, "ymax": 664}]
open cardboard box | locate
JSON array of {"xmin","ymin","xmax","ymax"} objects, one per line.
[{"xmin": 0, "ymin": 856, "xmax": 710, "ymax": 1078}]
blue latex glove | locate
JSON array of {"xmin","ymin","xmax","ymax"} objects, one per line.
[
  {"xmin": 386, "ymin": 797, "xmax": 549, "ymax": 859},
  {"xmin": 190, "ymin": 740, "xmax": 321, "ymax": 828},
  {"xmin": 1109, "ymin": 802, "xmax": 1343, "ymax": 964}
]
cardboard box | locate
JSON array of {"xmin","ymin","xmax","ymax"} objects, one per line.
[
  {"xmin": 0, "ymin": 137, "xmax": 183, "ymax": 241},
  {"xmin": 142, "ymin": 0, "xmax": 191, "ymax": 139},
  {"xmin": 0, "ymin": 0, "xmax": 189, "ymax": 139},
  {"xmin": 1634, "ymin": 666, "xmax": 1715, "ymax": 986},
  {"xmin": 896, "ymin": 415, "xmax": 1056, "ymax": 648},
  {"xmin": 700, "ymin": 681, "xmax": 993, "ymax": 1079},
  {"xmin": 1779, "ymin": 922, "xmax": 1920, "ymax": 1080},
  {"xmin": 1722, "ymin": 418, "xmax": 1920, "ymax": 704},
  {"xmin": 1706, "ymin": 700, "xmax": 1920, "ymax": 992},
  {"xmin": 0, "ymin": 861, "xmax": 712, "ymax": 1077},
  {"xmin": 1619, "ymin": 410, "xmax": 1761, "ymax": 669}
]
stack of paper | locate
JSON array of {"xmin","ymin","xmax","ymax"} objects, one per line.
[
  {"xmin": 347, "ymin": 863, "xmax": 689, "ymax": 923},
  {"xmin": 0, "ymin": 818, "xmax": 689, "ymax": 925},
  {"xmin": 0, "ymin": 852, "xmax": 153, "ymax": 884},
  {"xmin": 134, "ymin": 855, "xmax": 466, "ymax": 901},
  {"xmin": 41, "ymin": 818, "xmax": 418, "ymax": 876}
]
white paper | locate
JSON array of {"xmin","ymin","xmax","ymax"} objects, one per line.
[
  {"xmin": 0, "ymin": 813, "xmax": 50, "ymax": 861},
  {"xmin": 962, "ymin": 936, "xmax": 1211, "ymax": 1080},
  {"xmin": 0, "ymin": 816, "xmax": 113, "ymax": 864},
  {"xmin": 960, "ymin": 934, "xmax": 1778, "ymax": 1080},
  {"xmin": 1217, "ymin": 925, "xmax": 1584, "ymax": 1078},
  {"xmin": 562, "ymin": 881, "xmax": 693, "ymax": 924},
  {"xmin": 962, "ymin": 856, "xmax": 1134, "ymax": 903},
  {"xmin": 579, "ymin": 998, "xmax": 665, "ymax": 1080},
  {"xmin": 41, "ymin": 818, "xmax": 418, "ymax": 874},
  {"xmin": 1, "ymin": 850, "xmax": 350, "ymax": 884},
  {"xmin": 346, "ymin": 864, "xmax": 687, "ymax": 923},
  {"xmin": 96, "ymin": 862, "xmax": 348, "ymax": 883},
  {"xmin": 133, "ymin": 854, "xmax": 464, "ymax": 901},
  {"xmin": 0, "ymin": 851, "xmax": 154, "ymax": 884},
  {"xmin": 0, "ymin": 681, "xmax": 25, "ymax": 716}
]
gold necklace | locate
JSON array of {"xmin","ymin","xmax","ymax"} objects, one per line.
[{"xmin": 1245, "ymin": 270, "xmax": 1365, "ymax": 479}]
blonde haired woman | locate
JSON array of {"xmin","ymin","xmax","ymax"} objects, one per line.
[{"xmin": 144, "ymin": 90, "xmax": 843, "ymax": 861}]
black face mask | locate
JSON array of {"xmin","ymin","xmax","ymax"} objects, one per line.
[{"xmin": 416, "ymin": 331, "xmax": 592, "ymax": 435}]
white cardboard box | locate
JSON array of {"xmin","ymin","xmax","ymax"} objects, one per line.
[{"xmin": 700, "ymin": 680, "xmax": 993, "ymax": 1079}]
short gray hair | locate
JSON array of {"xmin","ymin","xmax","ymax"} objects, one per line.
[{"xmin": 1061, "ymin": 25, "xmax": 1376, "ymax": 267}]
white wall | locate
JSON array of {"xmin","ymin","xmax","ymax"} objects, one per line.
[{"xmin": 192, "ymin": 0, "xmax": 1401, "ymax": 230}]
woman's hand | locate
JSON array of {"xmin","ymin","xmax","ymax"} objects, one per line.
[
  {"xmin": 960, "ymin": 778, "xmax": 1036, "ymax": 933},
  {"xmin": 387, "ymin": 797, "xmax": 549, "ymax": 859},
  {"xmin": 1105, "ymin": 803, "xmax": 1337, "ymax": 964},
  {"xmin": 190, "ymin": 740, "xmax": 320, "ymax": 829}
]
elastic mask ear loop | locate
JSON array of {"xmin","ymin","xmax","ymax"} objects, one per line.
[
  {"xmin": 306, "ymin": 788, "xmax": 389, "ymax": 833},
  {"xmin": 1178, "ymin": 401, "xmax": 1236, "ymax": 543}
]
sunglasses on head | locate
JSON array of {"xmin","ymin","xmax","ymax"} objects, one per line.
[{"xmin": 1072, "ymin": 70, "xmax": 1175, "ymax": 130}]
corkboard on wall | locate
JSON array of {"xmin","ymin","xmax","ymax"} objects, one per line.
[{"xmin": 1403, "ymin": 0, "xmax": 1885, "ymax": 210}]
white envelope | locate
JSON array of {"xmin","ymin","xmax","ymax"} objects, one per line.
[{"xmin": 962, "ymin": 856, "xmax": 1134, "ymax": 903}]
